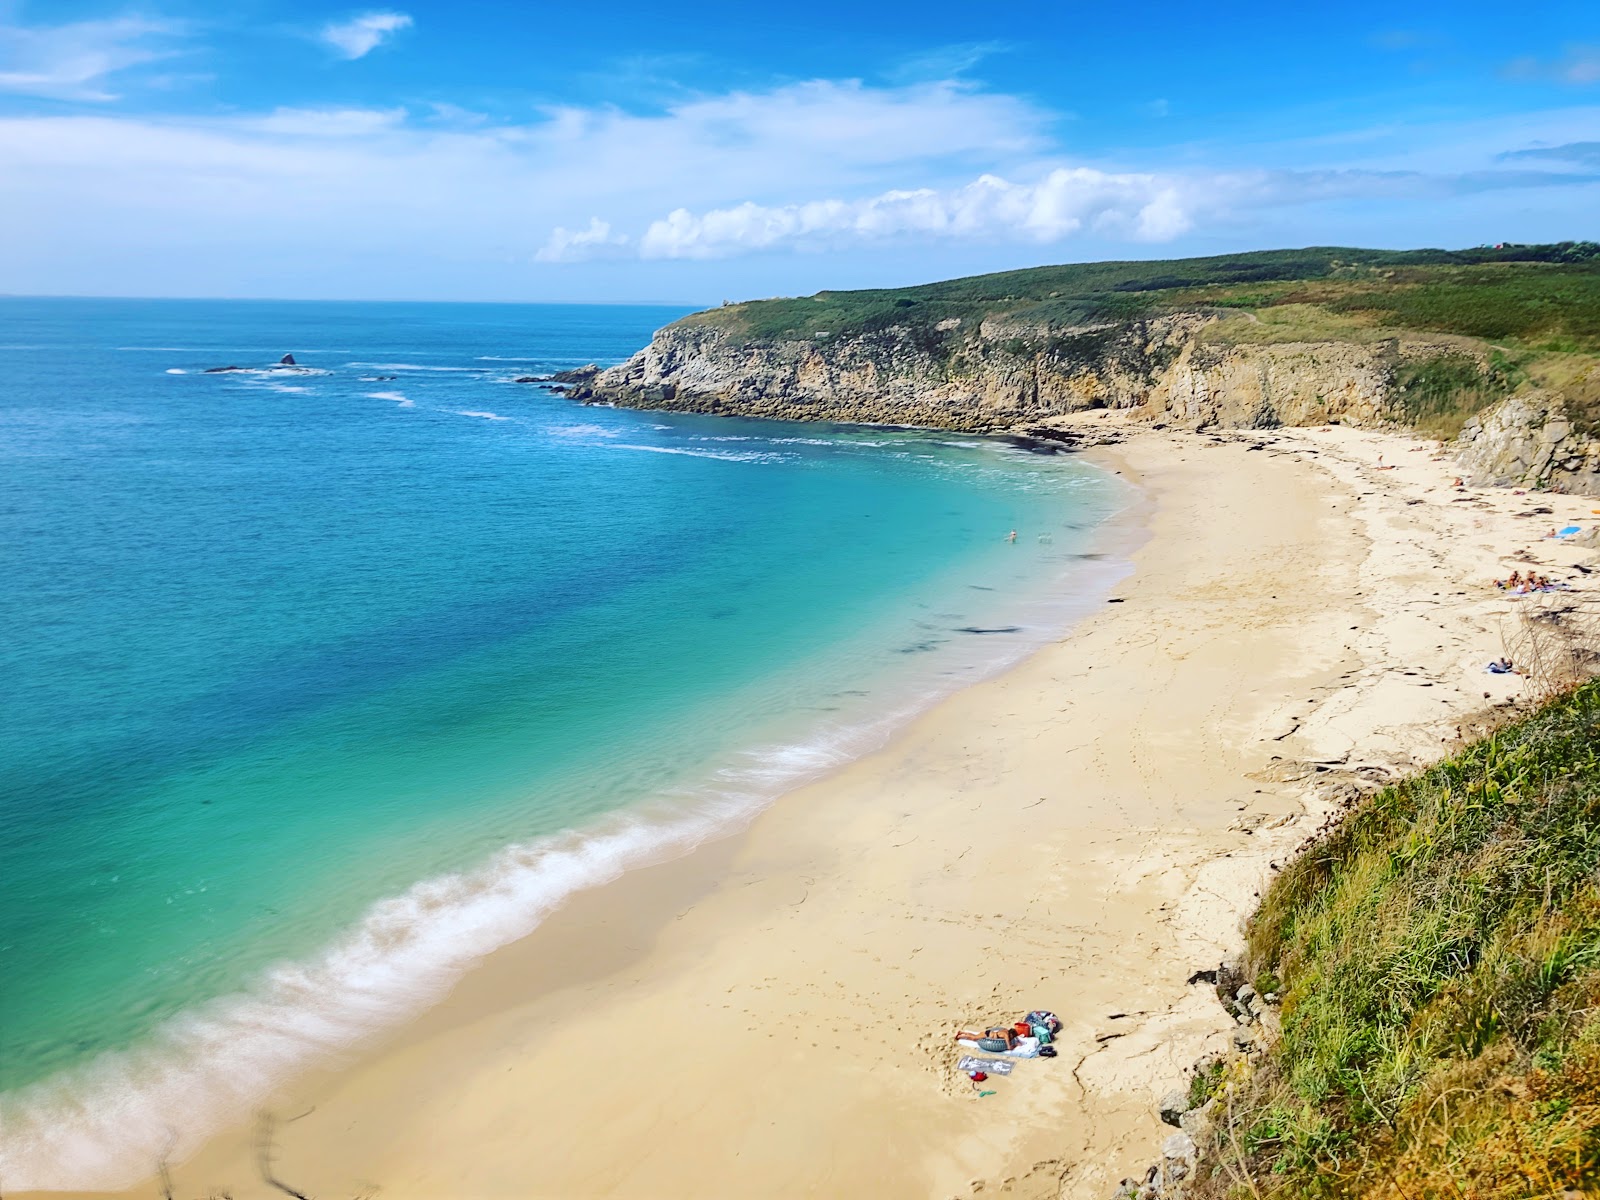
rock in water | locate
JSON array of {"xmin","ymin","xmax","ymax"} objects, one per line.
[{"xmin": 279, "ymin": 353, "xmax": 297, "ymax": 366}]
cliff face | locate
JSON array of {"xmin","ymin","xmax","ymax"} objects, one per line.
[
  {"xmin": 577, "ymin": 314, "xmax": 1454, "ymax": 430},
  {"xmin": 569, "ymin": 312, "xmax": 1600, "ymax": 492},
  {"xmin": 1456, "ymin": 393, "xmax": 1600, "ymax": 492},
  {"xmin": 574, "ymin": 315, "xmax": 1195, "ymax": 429}
]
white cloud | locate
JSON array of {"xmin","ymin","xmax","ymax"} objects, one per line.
[
  {"xmin": 536, "ymin": 218, "xmax": 629, "ymax": 262},
  {"xmin": 0, "ymin": 16, "xmax": 180, "ymax": 101},
  {"xmin": 320, "ymin": 11, "xmax": 413, "ymax": 60},
  {"xmin": 636, "ymin": 168, "xmax": 1197, "ymax": 259},
  {"xmin": 0, "ymin": 77, "xmax": 1594, "ymax": 299},
  {"xmin": 245, "ymin": 107, "xmax": 408, "ymax": 137},
  {"xmin": 1504, "ymin": 45, "xmax": 1600, "ymax": 86}
]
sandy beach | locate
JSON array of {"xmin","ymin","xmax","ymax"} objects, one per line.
[{"xmin": 73, "ymin": 415, "xmax": 1600, "ymax": 1200}]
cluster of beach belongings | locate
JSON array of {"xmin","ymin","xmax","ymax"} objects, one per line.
[
  {"xmin": 1495, "ymin": 569, "xmax": 1571, "ymax": 595},
  {"xmin": 955, "ymin": 1011, "xmax": 1061, "ymax": 1095}
]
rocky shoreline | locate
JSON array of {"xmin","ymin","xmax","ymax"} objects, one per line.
[{"xmin": 534, "ymin": 310, "xmax": 1600, "ymax": 495}]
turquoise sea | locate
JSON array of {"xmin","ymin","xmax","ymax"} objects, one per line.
[{"xmin": 0, "ymin": 298, "xmax": 1131, "ymax": 1187}]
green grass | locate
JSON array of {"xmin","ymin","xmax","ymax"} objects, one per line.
[
  {"xmin": 1199, "ymin": 682, "xmax": 1600, "ymax": 1198},
  {"xmin": 685, "ymin": 244, "xmax": 1600, "ymax": 356},
  {"xmin": 1389, "ymin": 351, "xmax": 1523, "ymax": 440}
]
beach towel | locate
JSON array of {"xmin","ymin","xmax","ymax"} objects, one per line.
[
  {"xmin": 1559, "ymin": 526, "xmax": 1582, "ymax": 537},
  {"xmin": 957, "ymin": 1055, "xmax": 1015, "ymax": 1076},
  {"xmin": 957, "ymin": 1037, "xmax": 1038, "ymax": 1058}
]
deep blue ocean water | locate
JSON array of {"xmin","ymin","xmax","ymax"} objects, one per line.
[{"xmin": 0, "ymin": 297, "xmax": 1130, "ymax": 1186}]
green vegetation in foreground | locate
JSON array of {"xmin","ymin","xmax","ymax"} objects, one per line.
[
  {"xmin": 1201, "ymin": 681, "xmax": 1600, "ymax": 1198},
  {"xmin": 688, "ymin": 243, "xmax": 1600, "ymax": 355}
]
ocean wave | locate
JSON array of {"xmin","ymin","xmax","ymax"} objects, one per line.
[
  {"xmin": 545, "ymin": 423, "xmax": 618, "ymax": 438},
  {"xmin": 346, "ymin": 362, "xmax": 483, "ymax": 373},
  {"xmin": 612, "ymin": 444, "xmax": 789, "ymax": 464},
  {"xmin": 206, "ymin": 366, "xmax": 331, "ymax": 378},
  {"xmin": 0, "ymin": 713, "xmax": 897, "ymax": 1190},
  {"xmin": 0, "ymin": 808, "xmax": 723, "ymax": 1189},
  {"xmin": 0, "ymin": 510, "xmax": 1137, "ymax": 1190},
  {"xmin": 366, "ymin": 392, "xmax": 414, "ymax": 407},
  {"xmin": 694, "ymin": 435, "xmax": 837, "ymax": 448},
  {"xmin": 119, "ymin": 347, "xmax": 352, "ymax": 354},
  {"xmin": 455, "ymin": 410, "xmax": 508, "ymax": 421},
  {"xmin": 165, "ymin": 368, "xmax": 188, "ymax": 375}
]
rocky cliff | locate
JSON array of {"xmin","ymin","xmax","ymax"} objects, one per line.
[{"xmin": 565, "ymin": 308, "xmax": 1600, "ymax": 492}]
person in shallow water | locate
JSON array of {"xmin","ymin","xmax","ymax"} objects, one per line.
[{"xmin": 1006, "ymin": 530, "xmax": 1017, "ymax": 543}]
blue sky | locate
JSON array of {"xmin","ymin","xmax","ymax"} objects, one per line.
[{"xmin": 1, "ymin": 1, "xmax": 1596, "ymax": 302}]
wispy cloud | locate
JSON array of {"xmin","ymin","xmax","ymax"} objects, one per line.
[
  {"xmin": 1503, "ymin": 45, "xmax": 1600, "ymax": 86},
  {"xmin": 536, "ymin": 218, "xmax": 628, "ymax": 262},
  {"xmin": 0, "ymin": 77, "xmax": 1595, "ymax": 298},
  {"xmin": 244, "ymin": 106, "xmax": 408, "ymax": 137},
  {"xmin": 320, "ymin": 11, "xmax": 413, "ymax": 60},
  {"xmin": 1370, "ymin": 30, "xmax": 1429, "ymax": 51},
  {"xmin": 886, "ymin": 41, "xmax": 1009, "ymax": 83},
  {"xmin": 1499, "ymin": 141, "xmax": 1600, "ymax": 168},
  {"xmin": 0, "ymin": 16, "xmax": 181, "ymax": 101}
]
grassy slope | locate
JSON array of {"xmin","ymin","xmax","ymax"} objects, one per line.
[
  {"xmin": 687, "ymin": 244, "xmax": 1600, "ymax": 351},
  {"xmin": 1198, "ymin": 681, "xmax": 1600, "ymax": 1198}
]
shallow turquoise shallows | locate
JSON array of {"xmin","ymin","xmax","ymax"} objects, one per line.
[{"xmin": 0, "ymin": 297, "xmax": 1129, "ymax": 1186}]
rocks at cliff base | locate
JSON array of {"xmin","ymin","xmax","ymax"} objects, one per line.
[
  {"xmin": 1458, "ymin": 393, "xmax": 1600, "ymax": 491},
  {"xmin": 550, "ymin": 365, "xmax": 600, "ymax": 384},
  {"xmin": 565, "ymin": 310, "xmax": 1600, "ymax": 495},
  {"xmin": 1158, "ymin": 1088, "xmax": 1191, "ymax": 1128}
]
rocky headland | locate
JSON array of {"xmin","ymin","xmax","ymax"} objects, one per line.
[{"xmin": 561, "ymin": 244, "xmax": 1600, "ymax": 493}]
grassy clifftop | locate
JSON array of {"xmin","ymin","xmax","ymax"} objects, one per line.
[
  {"xmin": 1194, "ymin": 679, "xmax": 1600, "ymax": 1197},
  {"xmin": 685, "ymin": 243, "xmax": 1600, "ymax": 355}
]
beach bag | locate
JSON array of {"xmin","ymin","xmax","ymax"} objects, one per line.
[
  {"xmin": 1026, "ymin": 1010, "xmax": 1061, "ymax": 1034},
  {"xmin": 1031, "ymin": 1024, "xmax": 1052, "ymax": 1045}
]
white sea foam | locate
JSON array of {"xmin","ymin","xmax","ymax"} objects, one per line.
[
  {"xmin": 456, "ymin": 410, "xmax": 508, "ymax": 421},
  {"xmin": 613, "ymin": 443, "xmax": 788, "ymax": 464},
  {"xmin": 0, "ymin": 807, "xmax": 723, "ymax": 1189},
  {"xmin": 365, "ymin": 391, "xmax": 414, "ymax": 407},
  {"xmin": 545, "ymin": 423, "xmax": 618, "ymax": 438},
  {"xmin": 208, "ymin": 366, "xmax": 331, "ymax": 378},
  {"xmin": 0, "ymin": 460, "xmax": 1139, "ymax": 1191},
  {"xmin": 0, "ymin": 709, "xmax": 931, "ymax": 1191},
  {"xmin": 165, "ymin": 368, "xmax": 188, "ymax": 375},
  {"xmin": 347, "ymin": 362, "xmax": 482, "ymax": 373}
]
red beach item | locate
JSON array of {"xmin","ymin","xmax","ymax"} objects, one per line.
[{"xmin": 969, "ymin": 1071, "xmax": 988, "ymax": 1082}]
